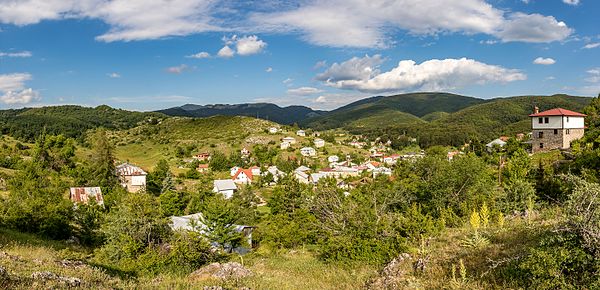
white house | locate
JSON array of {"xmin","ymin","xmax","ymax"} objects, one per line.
[
  {"xmin": 232, "ymin": 168, "xmax": 254, "ymax": 184},
  {"xmin": 280, "ymin": 141, "xmax": 291, "ymax": 150},
  {"xmin": 230, "ymin": 166, "xmax": 240, "ymax": 177},
  {"xmin": 314, "ymin": 138, "xmax": 325, "ymax": 148},
  {"xmin": 294, "ymin": 170, "xmax": 310, "ymax": 184},
  {"xmin": 115, "ymin": 163, "xmax": 147, "ymax": 193},
  {"xmin": 486, "ymin": 138, "xmax": 507, "ymax": 149},
  {"xmin": 250, "ymin": 166, "xmax": 262, "ymax": 176},
  {"xmin": 529, "ymin": 107, "xmax": 586, "ymax": 153},
  {"xmin": 328, "ymin": 155, "xmax": 340, "ymax": 163},
  {"xmin": 213, "ymin": 179, "xmax": 237, "ymax": 199},
  {"xmin": 282, "ymin": 136, "xmax": 296, "ymax": 144},
  {"xmin": 382, "ymin": 155, "xmax": 401, "ymax": 166},
  {"xmin": 263, "ymin": 166, "xmax": 286, "ymax": 182},
  {"xmin": 268, "ymin": 127, "xmax": 279, "ymax": 134},
  {"xmin": 372, "ymin": 167, "xmax": 392, "ymax": 178},
  {"xmin": 296, "ymin": 130, "xmax": 306, "ymax": 137},
  {"xmin": 170, "ymin": 213, "xmax": 254, "ymax": 249},
  {"xmin": 300, "ymin": 147, "xmax": 317, "ymax": 157}
]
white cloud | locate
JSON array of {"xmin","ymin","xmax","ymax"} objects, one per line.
[
  {"xmin": 265, "ymin": 67, "xmax": 273, "ymax": 72},
  {"xmin": 0, "ymin": 0, "xmax": 573, "ymax": 47},
  {"xmin": 313, "ymin": 60, "xmax": 327, "ymax": 69},
  {"xmin": 251, "ymin": 0, "xmax": 571, "ymax": 47},
  {"xmin": 583, "ymin": 43, "xmax": 600, "ymax": 49},
  {"xmin": 235, "ymin": 35, "xmax": 267, "ymax": 55},
  {"xmin": 316, "ymin": 54, "xmax": 384, "ymax": 83},
  {"xmin": 166, "ymin": 64, "xmax": 189, "ymax": 74},
  {"xmin": 317, "ymin": 56, "xmax": 526, "ymax": 93},
  {"xmin": 107, "ymin": 72, "xmax": 121, "ymax": 78},
  {"xmin": 217, "ymin": 45, "xmax": 235, "ymax": 58},
  {"xmin": 533, "ymin": 57, "xmax": 556, "ymax": 65},
  {"xmin": 311, "ymin": 93, "xmax": 367, "ymax": 109},
  {"xmin": 479, "ymin": 40, "xmax": 498, "ymax": 45},
  {"xmin": 282, "ymin": 78, "xmax": 293, "ymax": 85},
  {"xmin": 585, "ymin": 68, "xmax": 600, "ymax": 83},
  {"xmin": 495, "ymin": 13, "xmax": 572, "ymax": 43},
  {"xmin": 0, "ymin": 50, "xmax": 32, "ymax": 58},
  {"xmin": 0, "ymin": 0, "xmax": 221, "ymax": 42},
  {"xmin": 186, "ymin": 51, "xmax": 210, "ymax": 58},
  {"xmin": 563, "ymin": 0, "xmax": 580, "ymax": 5},
  {"xmin": 0, "ymin": 73, "xmax": 40, "ymax": 104},
  {"xmin": 287, "ymin": 86, "xmax": 323, "ymax": 96}
]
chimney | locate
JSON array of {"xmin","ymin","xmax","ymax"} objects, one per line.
[{"xmin": 533, "ymin": 106, "xmax": 539, "ymax": 114}]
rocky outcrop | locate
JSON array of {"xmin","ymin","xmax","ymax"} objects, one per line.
[
  {"xmin": 366, "ymin": 253, "xmax": 414, "ymax": 290},
  {"xmin": 31, "ymin": 271, "xmax": 82, "ymax": 287},
  {"xmin": 190, "ymin": 262, "xmax": 253, "ymax": 281}
]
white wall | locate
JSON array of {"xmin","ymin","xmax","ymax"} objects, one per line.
[
  {"xmin": 563, "ymin": 116, "xmax": 585, "ymax": 129},
  {"xmin": 531, "ymin": 116, "xmax": 562, "ymax": 129},
  {"xmin": 131, "ymin": 175, "xmax": 146, "ymax": 186}
]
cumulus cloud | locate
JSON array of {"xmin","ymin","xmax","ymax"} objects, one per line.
[
  {"xmin": 217, "ymin": 35, "xmax": 267, "ymax": 57},
  {"xmin": 166, "ymin": 64, "xmax": 189, "ymax": 74},
  {"xmin": 217, "ymin": 45, "xmax": 235, "ymax": 58},
  {"xmin": 533, "ymin": 57, "xmax": 556, "ymax": 65},
  {"xmin": 287, "ymin": 86, "xmax": 323, "ymax": 96},
  {"xmin": 495, "ymin": 13, "xmax": 572, "ymax": 43},
  {"xmin": 583, "ymin": 43, "xmax": 600, "ymax": 49},
  {"xmin": 316, "ymin": 55, "xmax": 384, "ymax": 83},
  {"xmin": 265, "ymin": 67, "xmax": 273, "ymax": 72},
  {"xmin": 0, "ymin": 50, "xmax": 32, "ymax": 58},
  {"xmin": 107, "ymin": 72, "xmax": 121, "ymax": 78},
  {"xmin": 186, "ymin": 51, "xmax": 210, "ymax": 58},
  {"xmin": 0, "ymin": 73, "xmax": 40, "ymax": 104},
  {"xmin": 235, "ymin": 35, "xmax": 267, "ymax": 55},
  {"xmin": 316, "ymin": 56, "xmax": 526, "ymax": 93},
  {"xmin": 251, "ymin": 0, "xmax": 572, "ymax": 47},
  {"xmin": 563, "ymin": 0, "xmax": 580, "ymax": 5}
]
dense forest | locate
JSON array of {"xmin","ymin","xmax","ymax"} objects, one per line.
[{"xmin": 0, "ymin": 96, "xmax": 599, "ymax": 288}]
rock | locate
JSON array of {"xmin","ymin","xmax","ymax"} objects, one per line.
[
  {"xmin": 0, "ymin": 251, "xmax": 20, "ymax": 261},
  {"xmin": 203, "ymin": 286, "xmax": 224, "ymax": 290},
  {"xmin": 31, "ymin": 271, "xmax": 82, "ymax": 287},
  {"xmin": 190, "ymin": 262, "xmax": 253, "ymax": 281},
  {"xmin": 56, "ymin": 259, "xmax": 86, "ymax": 268},
  {"xmin": 367, "ymin": 253, "xmax": 413, "ymax": 290},
  {"xmin": 31, "ymin": 271, "xmax": 59, "ymax": 281}
]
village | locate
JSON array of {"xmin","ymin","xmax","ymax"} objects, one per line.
[{"xmin": 66, "ymin": 106, "xmax": 588, "ymax": 251}]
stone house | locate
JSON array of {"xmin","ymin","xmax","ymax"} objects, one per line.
[
  {"xmin": 529, "ymin": 107, "xmax": 586, "ymax": 153},
  {"xmin": 115, "ymin": 163, "xmax": 147, "ymax": 193}
]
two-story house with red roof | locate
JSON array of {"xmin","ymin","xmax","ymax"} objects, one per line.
[{"xmin": 529, "ymin": 107, "xmax": 586, "ymax": 153}]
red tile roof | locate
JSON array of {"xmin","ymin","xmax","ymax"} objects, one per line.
[
  {"xmin": 529, "ymin": 108, "xmax": 587, "ymax": 117},
  {"xmin": 232, "ymin": 168, "xmax": 253, "ymax": 181}
]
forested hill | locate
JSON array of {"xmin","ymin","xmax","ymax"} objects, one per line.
[
  {"xmin": 301, "ymin": 92, "xmax": 487, "ymax": 129},
  {"xmin": 352, "ymin": 94, "xmax": 592, "ymax": 147},
  {"xmin": 157, "ymin": 103, "xmax": 325, "ymax": 125},
  {"xmin": 0, "ymin": 105, "xmax": 164, "ymax": 142}
]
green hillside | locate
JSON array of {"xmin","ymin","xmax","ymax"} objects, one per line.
[
  {"xmin": 345, "ymin": 94, "xmax": 591, "ymax": 147},
  {"xmin": 0, "ymin": 105, "xmax": 164, "ymax": 142},
  {"xmin": 303, "ymin": 92, "xmax": 485, "ymax": 130},
  {"xmin": 347, "ymin": 109, "xmax": 425, "ymax": 128}
]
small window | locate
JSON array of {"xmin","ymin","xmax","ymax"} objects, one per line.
[
  {"xmin": 554, "ymin": 129, "xmax": 558, "ymax": 135},
  {"xmin": 540, "ymin": 143, "xmax": 544, "ymax": 149},
  {"xmin": 566, "ymin": 129, "xmax": 570, "ymax": 135},
  {"xmin": 544, "ymin": 117, "xmax": 549, "ymax": 123},
  {"xmin": 566, "ymin": 116, "xmax": 570, "ymax": 122},
  {"xmin": 538, "ymin": 132, "xmax": 544, "ymax": 138},
  {"xmin": 538, "ymin": 117, "xmax": 543, "ymax": 124}
]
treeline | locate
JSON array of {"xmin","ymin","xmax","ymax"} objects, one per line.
[{"xmin": 0, "ymin": 105, "xmax": 164, "ymax": 142}]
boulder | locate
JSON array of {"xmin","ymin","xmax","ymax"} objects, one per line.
[{"xmin": 190, "ymin": 262, "xmax": 252, "ymax": 281}]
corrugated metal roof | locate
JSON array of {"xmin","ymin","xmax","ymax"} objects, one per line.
[
  {"xmin": 115, "ymin": 163, "xmax": 147, "ymax": 176},
  {"xmin": 214, "ymin": 179, "xmax": 237, "ymax": 191},
  {"xmin": 69, "ymin": 187, "xmax": 104, "ymax": 206}
]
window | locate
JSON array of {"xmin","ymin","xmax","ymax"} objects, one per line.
[
  {"xmin": 538, "ymin": 132, "xmax": 544, "ymax": 138},
  {"xmin": 554, "ymin": 129, "xmax": 558, "ymax": 135},
  {"xmin": 566, "ymin": 116, "xmax": 570, "ymax": 122},
  {"xmin": 540, "ymin": 143, "xmax": 544, "ymax": 149},
  {"xmin": 538, "ymin": 117, "xmax": 543, "ymax": 124},
  {"xmin": 566, "ymin": 129, "xmax": 570, "ymax": 135},
  {"xmin": 544, "ymin": 117, "xmax": 549, "ymax": 123}
]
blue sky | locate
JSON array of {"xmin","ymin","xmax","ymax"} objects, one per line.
[{"xmin": 0, "ymin": 0, "xmax": 599, "ymax": 111}]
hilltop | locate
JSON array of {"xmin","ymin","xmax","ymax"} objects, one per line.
[
  {"xmin": 302, "ymin": 92, "xmax": 486, "ymax": 129},
  {"xmin": 158, "ymin": 103, "xmax": 325, "ymax": 125}
]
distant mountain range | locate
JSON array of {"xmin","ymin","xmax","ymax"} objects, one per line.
[{"xmin": 157, "ymin": 103, "xmax": 325, "ymax": 125}]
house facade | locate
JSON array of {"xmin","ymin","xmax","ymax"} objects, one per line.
[
  {"xmin": 314, "ymin": 138, "xmax": 325, "ymax": 148},
  {"xmin": 300, "ymin": 147, "xmax": 317, "ymax": 157},
  {"xmin": 529, "ymin": 107, "xmax": 586, "ymax": 153},
  {"xmin": 213, "ymin": 179, "xmax": 237, "ymax": 199},
  {"xmin": 115, "ymin": 163, "xmax": 147, "ymax": 193}
]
